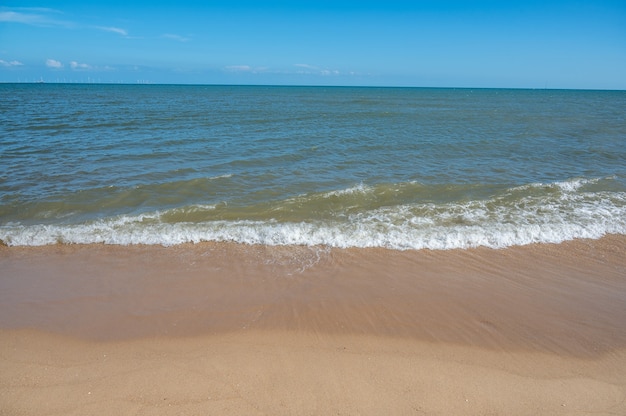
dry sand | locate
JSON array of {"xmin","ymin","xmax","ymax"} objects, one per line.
[{"xmin": 1, "ymin": 236, "xmax": 626, "ymax": 415}]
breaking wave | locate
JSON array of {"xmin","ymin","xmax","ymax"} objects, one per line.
[{"xmin": 2, "ymin": 178, "xmax": 625, "ymax": 250}]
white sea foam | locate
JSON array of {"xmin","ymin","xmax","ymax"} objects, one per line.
[
  {"xmin": 211, "ymin": 173, "xmax": 233, "ymax": 180},
  {"xmin": 2, "ymin": 185, "xmax": 625, "ymax": 249},
  {"xmin": 322, "ymin": 183, "xmax": 371, "ymax": 198},
  {"xmin": 511, "ymin": 177, "xmax": 604, "ymax": 194}
]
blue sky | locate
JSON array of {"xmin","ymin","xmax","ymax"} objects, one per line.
[{"xmin": 1, "ymin": 1, "xmax": 625, "ymax": 89}]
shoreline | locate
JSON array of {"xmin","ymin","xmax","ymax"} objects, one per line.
[
  {"xmin": 1, "ymin": 235, "xmax": 625, "ymax": 353},
  {"xmin": 1, "ymin": 236, "xmax": 626, "ymax": 414}
]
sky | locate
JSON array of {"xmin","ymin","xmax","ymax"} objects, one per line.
[{"xmin": 1, "ymin": 1, "xmax": 625, "ymax": 89}]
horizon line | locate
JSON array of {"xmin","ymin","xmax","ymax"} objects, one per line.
[{"xmin": 1, "ymin": 81, "xmax": 625, "ymax": 92}]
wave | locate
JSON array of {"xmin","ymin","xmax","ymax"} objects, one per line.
[{"xmin": 1, "ymin": 178, "xmax": 625, "ymax": 249}]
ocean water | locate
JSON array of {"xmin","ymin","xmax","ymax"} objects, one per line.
[{"xmin": 1, "ymin": 84, "xmax": 625, "ymax": 249}]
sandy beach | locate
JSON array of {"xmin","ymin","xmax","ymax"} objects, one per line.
[{"xmin": 1, "ymin": 236, "xmax": 626, "ymax": 415}]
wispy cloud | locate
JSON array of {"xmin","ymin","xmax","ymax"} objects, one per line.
[
  {"xmin": 46, "ymin": 59, "xmax": 115, "ymax": 71},
  {"xmin": 46, "ymin": 59, "xmax": 63, "ymax": 69},
  {"xmin": 0, "ymin": 10, "xmax": 40, "ymax": 23},
  {"xmin": 162, "ymin": 33, "xmax": 190, "ymax": 42},
  {"xmin": 294, "ymin": 63, "xmax": 341, "ymax": 76},
  {"xmin": 1, "ymin": 7, "xmax": 128, "ymax": 36},
  {"xmin": 0, "ymin": 59, "xmax": 24, "ymax": 67},
  {"xmin": 224, "ymin": 65, "xmax": 270, "ymax": 74},
  {"xmin": 2, "ymin": 7, "xmax": 62, "ymax": 14},
  {"xmin": 224, "ymin": 64, "xmax": 350, "ymax": 77},
  {"xmin": 0, "ymin": 7, "xmax": 71, "ymax": 27},
  {"xmin": 225, "ymin": 65, "xmax": 252, "ymax": 72},
  {"xmin": 70, "ymin": 61, "xmax": 91, "ymax": 70},
  {"xmin": 96, "ymin": 26, "xmax": 128, "ymax": 36},
  {"xmin": 294, "ymin": 63, "xmax": 319, "ymax": 71}
]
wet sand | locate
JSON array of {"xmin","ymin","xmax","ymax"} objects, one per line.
[{"xmin": 1, "ymin": 236, "xmax": 626, "ymax": 415}]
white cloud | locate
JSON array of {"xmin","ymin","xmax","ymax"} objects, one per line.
[
  {"xmin": 294, "ymin": 63, "xmax": 341, "ymax": 76},
  {"xmin": 2, "ymin": 7, "xmax": 130, "ymax": 36},
  {"xmin": 96, "ymin": 26, "xmax": 128, "ymax": 36},
  {"xmin": 0, "ymin": 8, "xmax": 70, "ymax": 27},
  {"xmin": 46, "ymin": 59, "xmax": 63, "ymax": 69},
  {"xmin": 68, "ymin": 61, "xmax": 115, "ymax": 71},
  {"xmin": 294, "ymin": 63, "xmax": 319, "ymax": 70},
  {"xmin": 162, "ymin": 33, "xmax": 190, "ymax": 42},
  {"xmin": 70, "ymin": 61, "xmax": 91, "ymax": 70},
  {"xmin": 0, "ymin": 11, "xmax": 35, "ymax": 23},
  {"xmin": 13, "ymin": 7, "xmax": 61, "ymax": 13},
  {"xmin": 224, "ymin": 63, "xmax": 352, "ymax": 78},
  {"xmin": 0, "ymin": 10, "xmax": 46, "ymax": 24},
  {"xmin": 225, "ymin": 65, "xmax": 252, "ymax": 72},
  {"xmin": 0, "ymin": 59, "xmax": 23, "ymax": 67},
  {"xmin": 224, "ymin": 65, "xmax": 271, "ymax": 74}
]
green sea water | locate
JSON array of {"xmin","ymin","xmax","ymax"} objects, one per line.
[{"xmin": 1, "ymin": 84, "xmax": 625, "ymax": 249}]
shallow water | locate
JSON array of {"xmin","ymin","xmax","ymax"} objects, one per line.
[{"xmin": 2, "ymin": 84, "xmax": 625, "ymax": 248}]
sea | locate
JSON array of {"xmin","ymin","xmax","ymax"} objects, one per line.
[{"xmin": 1, "ymin": 84, "xmax": 625, "ymax": 250}]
